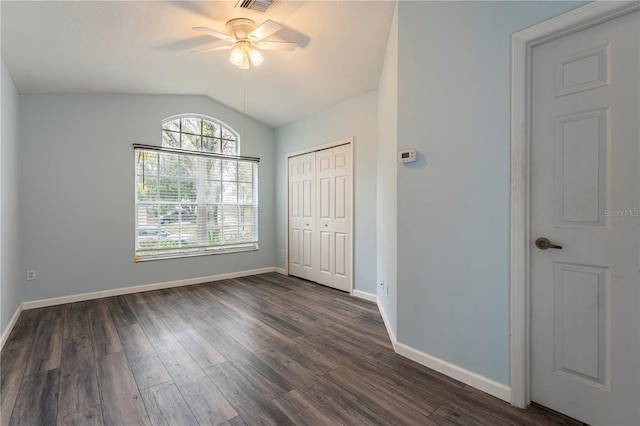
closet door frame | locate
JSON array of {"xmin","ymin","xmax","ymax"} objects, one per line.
[{"xmin": 285, "ymin": 137, "xmax": 354, "ymax": 294}]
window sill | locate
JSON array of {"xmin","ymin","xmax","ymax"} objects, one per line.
[{"xmin": 135, "ymin": 246, "xmax": 258, "ymax": 262}]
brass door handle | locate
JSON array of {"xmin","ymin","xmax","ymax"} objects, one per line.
[{"xmin": 535, "ymin": 237, "xmax": 562, "ymax": 250}]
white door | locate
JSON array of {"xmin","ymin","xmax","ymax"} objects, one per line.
[
  {"xmin": 288, "ymin": 152, "xmax": 316, "ymax": 282},
  {"xmin": 287, "ymin": 143, "xmax": 352, "ymax": 292},
  {"xmin": 531, "ymin": 10, "xmax": 639, "ymax": 425},
  {"xmin": 315, "ymin": 145, "xmax": 351, "ymax": 291}
]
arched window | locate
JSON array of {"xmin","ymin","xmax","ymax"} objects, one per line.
[
  {"xmin": 134, "ymin": 115, "xmax": 258, "ymax": 260},
  {"xmin": 161, "ymin": 116, "xmax": 239, "ymax": 155}
]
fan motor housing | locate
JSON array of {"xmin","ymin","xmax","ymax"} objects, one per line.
[{"xmin": 226, "ymin": 18, "xmax": 256, "ymax": 40}]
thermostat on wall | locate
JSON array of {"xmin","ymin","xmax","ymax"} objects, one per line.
[{"xmin": 398, "ymin": 149, "xmax": 416, "ymax": 163}]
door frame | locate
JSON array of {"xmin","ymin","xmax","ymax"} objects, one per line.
[
  {"xmin": 285, "ymin": 137, "xmax": 354, "ymax": 293},
  {"xmin": 509, "ymin": 1, "xmax": 640, "ymax": 408}
]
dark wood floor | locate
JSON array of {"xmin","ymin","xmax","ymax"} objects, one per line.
[{"xmin": 1, "ymin": 273, "xmax": 580, "ymax": 425}]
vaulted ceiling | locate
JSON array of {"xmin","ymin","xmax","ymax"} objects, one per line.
[{"xmin": 1, "ymin": 1, "xmax": 395, "ymax": 128}]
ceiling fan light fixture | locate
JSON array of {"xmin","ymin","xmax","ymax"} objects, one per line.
[
  {"xmin": 230, "ymin": 46, "xmax": 245, "ymax": 66},
  {"xmin": 248, "ymin": 46, "xmax": 264, "ymax": 66},
  {"xmin": 239, "ymin": 53, "xmax": 250, "ymax": 70}
]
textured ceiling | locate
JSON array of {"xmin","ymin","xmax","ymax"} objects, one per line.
[{"xmin": 1, "ymin": 1, "xmax": 395, "ymax": 128}]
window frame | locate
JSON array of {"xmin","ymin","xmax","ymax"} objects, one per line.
[
  {"xmin": 161, "ymin": 114, "xmax": 241, "ymax": 156},
  {"xmin": 133, "ymin": 115, "xmax": 259, "ymax": 262}
]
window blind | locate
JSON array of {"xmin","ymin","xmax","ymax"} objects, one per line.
[{"xmin": 134, "ymin": 144, "xmax": 259, "ymax": 260}]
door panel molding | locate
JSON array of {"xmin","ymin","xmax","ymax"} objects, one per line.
[
  {"xmin": 509, "ymin": 1, "xmax": 639, "ymax": 408},
  {"xmin": 552, "ymin": 262, "xmax": 610, "ymax": 390}
]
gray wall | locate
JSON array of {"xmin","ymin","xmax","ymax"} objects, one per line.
[
  {"xmin": 275, "ymin": 91, "xmax": 378, "ymax": 294},
  {"xmin": 1, "ymin": 57, "xmax": 21, "ymax": 336},
  {"xmin": 376, "ymin": 2, "xmax": 398, "ymax": 336},
  {"xmin": 18, "ymin": 95, "xmax": 276, "ymax": 302},
  {"xmin": 396, "ymin": 1, "xmax": 584, "ymax": 385}
]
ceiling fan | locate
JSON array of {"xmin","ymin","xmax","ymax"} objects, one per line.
[{"xmin": 193, "ymin": 18, "xmax": 297, "ymax": 69}]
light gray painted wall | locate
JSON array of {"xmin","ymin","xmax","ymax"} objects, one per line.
[
  {"xmin": 1, "ymin": 57, "xmax": 21, "ymax": 335},
  {"xmin": 376, "ymin": 2, "xmax": 398, "ymax": 337},
  {"xmin": 275, "ymin": 90, "xmax": 378, "ymax": 294},
  {"xmin": 396, "ymin": 0, "xmax": 585, "ymax": 384},
  {"xmin": 18, "ymin": 95, "xmax": 276, "ymax": 302}
]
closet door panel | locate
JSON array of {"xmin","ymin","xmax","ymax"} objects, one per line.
[
  {"xmin": 315, "ymin": 145, "xmax": 351, "ymax": 291},
  {"xmin": 288, "ymin": 152, "xmax": 316, "ymax": 282}
]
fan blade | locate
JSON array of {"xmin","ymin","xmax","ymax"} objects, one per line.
[
  {"xmin": 190, "ymin": 43, "xmax": 233, "ymax": 54},
  {"xmin": 193, "ymin": 27, "xmax": 235, "ymax": 43},
  {"xmin": 248, "ymin": 20, "xmax": 283, "ymax": 42},
  {"xmin": 255, "ymin": 41, "xmax": 297, "ymax": 51}
]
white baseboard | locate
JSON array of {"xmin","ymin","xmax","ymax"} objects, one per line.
[
  {"xmin": 351, "ymin": 289, "xmax": 376, "ymax": 303},
  {"xmin": 1, "ymin": 304, "xmax": 23, "ymax": 351},
  {"xmin": 395, "ymin": 341, "xmax": 511, "ymax": 402},
  {"xmin": 376, "ymin": 297, "xmax": 397, "ymax": 350},
  {"xmin": 274, "ymin": 267, "xmax": 286, "ymax": 275},
  {"xmin": 21, "ymin": 267, "xmax": 277, "ymax": 310}
]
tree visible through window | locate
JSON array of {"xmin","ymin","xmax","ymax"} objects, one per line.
[
  {"xmin": 161, "ymin": 116, "xmax": 238, "ymax": 155},
  {"xmin": 134, "ymin": 116, "xmax": 258, "ymax": 260}
]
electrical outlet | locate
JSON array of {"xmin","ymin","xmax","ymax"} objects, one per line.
[
  {"xmin": 281, "ymin": 249, "xmax": 285, "ymax": 259},
  {"xmin": 26, "ymin": 270, "xmax": 36, "ymax": 281},
  {"xmin": 379, "ymin": 279, "xmax": 384, "ymax": 287}
]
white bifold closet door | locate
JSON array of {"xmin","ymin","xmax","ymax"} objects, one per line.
[
  {"xmin": 288, "ymin": 151, "xmax": 316, "ymax": 283},
  {"xmin": 288, "ymin": 143, "xmax": 351, "ymax": 292}
]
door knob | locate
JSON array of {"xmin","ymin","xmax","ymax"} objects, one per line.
[{"xmin": 535, "ymin": 237, "xmax": 562, "ymax": 250}]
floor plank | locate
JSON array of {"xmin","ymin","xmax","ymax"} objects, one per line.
[
  {"xmin": 253, "ymin": 346, "xmax": 389, "ymax": 425},
  {"xmin": 164, "ymin": 288, "xmax": 232, "ymax": 331},
  {"xmin": 277, "ymin": 341, "xmax": 339, "ymax": 376},
  {"xmin": 141, "ymin": 290, "xmax": 179, "ymax": 318},
  {"xmin": 9, "ymin": 368, "xmax": 60, "ymax": 426},
  {"xmin": 63, "ymin": 302, "xmax": 93, "ymax": 343},
  {"xmin": 3, "ymin": 309, "xmax": 41, "ymax": 351},
  {"xmin": 96, "ymin": 352, "xmax": 150, "ymax": 426},
  {"xmin": 89, "ymin": 301, "xmax": 123, "ymax": 358},
  {"xmin": 204, "ymin": 362, "xmax": 295, "ymax": 426},
  {"xmin": 221, "ymin": 314, "xmax": 298, "ymax": 348},
  {"xmin": 117, "ymin": 323, "xmax": 155, "ymax": 361},
  {"xmin": 105, "ymin": 295, "xmax": 138, "ymax": 329},
  {"xmin": 217, "ymin": 415, "xmax": 248, "ymax": 426},
  {"xmin": 117, "ymin": 323, "xmax": 172, "ymax": 390},
  {"xmin": 57, "ymin": 406, "xmax": 104, "ymax": 426},
  {"xmin": 140, "ymin": 382, "xmax": 199, "ymax": 426},
  {"xmin": 429, "ymin": 403, "xmax": 487, "ymax": 426},
  {"xmin": 153, "ymin": 338, "xmax": 237, "ymax": 425},
  {"xmin": 123, "ymin": 294, "xmax": 175, "ymax": 344},
  {"xmin": 200, "ymin": 327, "xmax": 293, "ymax": 400},
  {"xmin": 0, "ymin": 344, "xmax": 31, "ymax": 423},
  {"xmin": 57, "ymin": 335, "xmax": 100, "ymax": 419},
  {"xmin": 127, "ymin": 353, "xmax": 173, "ymax": 390},
  {"xmin": 24, "ymin": 305, "xmax": 64, "ymax": 375},
  {"xmin": 162, "ymin": 315, "xmax": 226, "ymax": 369},
  {"xmin": 271, "ymin": 389, "xmax": 345, "ymax": 426},
  {"xmin": 324, "ymin": 366, "xmax": 439, "ymax": 424},
  {"xmin": 212, "ymin": 318, "xmax": 273, "ymax": 352}
]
